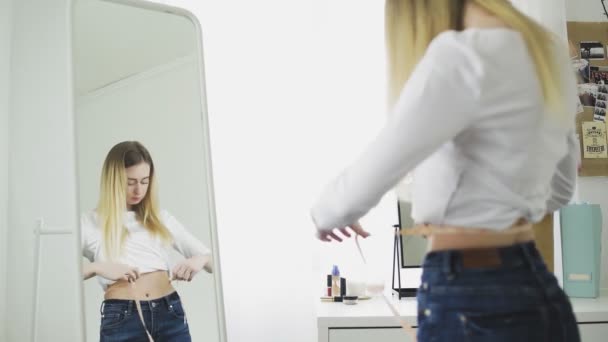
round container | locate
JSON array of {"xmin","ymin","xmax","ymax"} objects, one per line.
[{"xmin": 343, "ymin": 296, "xmax": 359, "ymax": 305}]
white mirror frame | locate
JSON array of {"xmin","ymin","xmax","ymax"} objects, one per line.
[{"xmin": 69, "ymin": 1, "xmax": 227, "ymax": 341}]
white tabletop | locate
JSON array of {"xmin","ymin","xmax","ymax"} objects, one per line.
[
  {"xmin": 317, "ymin": 292, "xmax": 608, "ymax": 328},
  {"xmin": 570, "ymin": 294, "xmax": 608, "ymax": 322},
  {"xmin": 317, "ymin": 295, "xmax": 418, "ymax": 328}
]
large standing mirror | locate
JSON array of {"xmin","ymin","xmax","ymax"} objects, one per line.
[
  {"xmin": 394, "ymin": 200, "xmax": 425, "ymax": 293},
  {"xmin": 398, "ymin": 201, "xmax": 426, "ymax": 268},
  {"xmin": 72, "ymin": 0, "xmax": 226, "ymax": 341}
]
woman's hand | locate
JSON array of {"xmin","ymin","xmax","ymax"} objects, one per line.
[
  {"xmin": 84, "ymin": 262, "xmax": 140, "ymax": 282},
  {"xmin": 171, "ymin": 255, "xmax": 212, "ymax": 282},
  {"xmin": 316, "ymin": 222, "xmax": 371, "ymax": 242}
]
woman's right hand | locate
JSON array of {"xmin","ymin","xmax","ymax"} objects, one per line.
[
  {"xmin": 316, "ymin": 222, "xmax": 371, "ymax": 242},
  {"xmin": 90, "ymin": 262, "xmax": 140, "ymax": 282}
]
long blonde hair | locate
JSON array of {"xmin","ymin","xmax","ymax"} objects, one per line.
[
  {"xmin": 385, "ymin": 0, "xmax": 566, "ymax": 118},
  {"xmin": 97, "ymin": 141, "xmax": 172, "ymax": 261}
]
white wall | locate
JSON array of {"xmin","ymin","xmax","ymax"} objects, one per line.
[
  {"xmin": 0, "ymin": 0, "xmax": 13, "ymax": 340},
  {"xmin": 158, "ymin": 0, "xmax": 402, "ymax": 341},
  {"xmin": 512, "ymin": 0, "xmax": 568, "ymax": 38},
  {"xmin": 566, "ymin": 0, "xmax": 608, "ymax": 22},
  {"xmin": 75, "ymin": 57, "xmax": 219, "ymax": 342},
  {"xmin": 562, "ymin": 0, "xmax": 608, "ymax": 290},
  {"xmin": 6, "ymin": 0, "xmax": 83, "ymax": 341},
  {"xmin": 307, "ymin": 0, "xmax": 399, "ymax": 295},
  {"xmin": 152, "ymin": 1, "xmax": 322, "ymax": 341}
]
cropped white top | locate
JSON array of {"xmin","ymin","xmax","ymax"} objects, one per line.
[{"xmin": 81, "ymin": 210, "xmax": 211, "ymax": 290}]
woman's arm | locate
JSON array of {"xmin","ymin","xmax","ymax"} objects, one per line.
[
  {"xmin": 204, "ymin": 263, "xmax": 212, "ymax": 273},
  {"xmin": 162, "ymin": 210, "xmax": 214, "ymax": 280},
  {"xmin": 311, "ymin": 34, "xmax": 481, "ymax": 234},
  {"xmin": 83, "ymin": 262, "xmax": 97, "ymax": 280},
  {"xmin": 82, "ymin": 261, "xmax": 140, "ymax": 281},
  {"xmin": 172, "ymin": 254, "xmax": 213, "ymax": 282},
  {"xmin": 200, "ymin": 254, "xmax": 213, "ymax": 273}
]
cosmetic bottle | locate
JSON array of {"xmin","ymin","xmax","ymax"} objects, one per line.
[{"xmin": 331, "ymin": 265, "xmax": 340, "ymax": 296}]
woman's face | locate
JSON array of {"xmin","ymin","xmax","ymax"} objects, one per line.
[{"xmin": 125, "ymin": 162, "xmax": 150, "ymax": 209}]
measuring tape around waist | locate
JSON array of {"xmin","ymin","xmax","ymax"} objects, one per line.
[
  {"xmin": 398, "ymin": 223, "xmax": 533, "ymax": 237},
  {"xmin": 129, "ymin": 280, "xmax": 155, "ymax": 342},
  {"xmin": 127, "ymin": 273, "xmax": 188, "ymax": 342}
]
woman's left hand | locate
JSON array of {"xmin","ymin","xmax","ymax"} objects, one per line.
[{"xmin": 171, "ymin": 255, "xmax": 212, "ymax": 281}]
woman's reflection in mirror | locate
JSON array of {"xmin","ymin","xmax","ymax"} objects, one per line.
[{"xmin": 81, "ymin": 141, "xmax": 212, "ymax": 342}]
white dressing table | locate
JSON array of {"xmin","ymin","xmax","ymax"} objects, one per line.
[{"xmin": 317, "ymin": 292, "xmax": 608, "ymax": 342}]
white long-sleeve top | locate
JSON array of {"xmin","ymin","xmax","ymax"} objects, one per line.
[
  {"xmin": 81, "ymin": 209, "xmax": 211, "ymax": 290},
  {"xmin": 311, "ymin": 28, "xmax": 579, "ymax": 232}
]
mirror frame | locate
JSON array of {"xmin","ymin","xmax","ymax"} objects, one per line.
[{"xmin": 69, "ymin": 1, "xmax": 227, "ymax": 340}]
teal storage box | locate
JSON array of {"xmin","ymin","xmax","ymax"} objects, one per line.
[{"xmin": 560, "ymin": 204, "xmax": 602, "ymax": 298}]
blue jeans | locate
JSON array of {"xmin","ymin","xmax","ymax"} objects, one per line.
[
  {"xmin": 417, "ymin": 242, "xmax": 580, "ymax": 342},
  {"xmin": 99, "ymin": 291, "xmax": 191, "ymax": 342}
]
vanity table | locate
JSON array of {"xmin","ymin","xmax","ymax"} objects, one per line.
[{"xmin": 317, "ymin": 292, "xmax": 608, "ymax": 342}]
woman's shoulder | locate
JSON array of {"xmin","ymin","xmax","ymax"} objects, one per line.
[
  {"xmin": 80, "ymin": 210, "xmax": 100, "ymax": 230},
  {"xmin": 158, "ymin": 209, "xmax": 187, "ymax": 234},
  {"xmin": 430, "ymin": 28, "xmax": 523, "ymax": 59},
  {"xmin": 158, "ymin": 209, "xmax": 178, "ymax": 228},
  {"xmin": 418, "ymin": 31, "xmax": 487, "ymax": 92},
  {"xmin": 80, "ymin": 210, "xmax": 102, "ymax": 245},
  {"xmin": 425, "ymin": 30, "xmax": 486, "ymax": 69},
  {"xmin": 158, "ymin": 209, "xmax": 172, "ymax": 221},
  {"xmin": 81, "ymin": 209, "xmax": 97, "ymax": 220},
  {"xmin": 429, "ymin": 30, "xmax": 477, "ymax": 50}
]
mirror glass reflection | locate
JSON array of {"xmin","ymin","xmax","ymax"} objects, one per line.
[
  {"xmin": 399, "ymin": 201, "xmax": 426, "ymax": 267},
  {"xmin": 73, "ymin": 1, "xmax": 224, "ymax": 341}
]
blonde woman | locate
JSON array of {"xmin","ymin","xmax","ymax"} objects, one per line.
[
  {"xmin": 311, "ymin": 1, "xmax": 580, "ymax": 341},
  {"xmin": 82, "ymin": 141, "xmax": 212, "ymax": 342}
]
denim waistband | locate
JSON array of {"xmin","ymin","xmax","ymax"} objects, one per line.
[
  {"xmin": 100, "ymin": 291, "xmax": 181, "ymax": 314},
  {"xmin": 422, "ymin": 241, "xmax": 543, "ymax": 275}
]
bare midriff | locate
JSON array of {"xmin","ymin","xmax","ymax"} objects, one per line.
[{"xmin": 104, "ymin": 270, "xmax": 174, "ymax": 300}]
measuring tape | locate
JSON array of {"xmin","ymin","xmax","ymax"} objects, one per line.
[
  {"xmin": 129, "ymin": 280, "xmax": 155, "ymax": 342},
  {"xmin": 127, "ymin": 270, "xmax": 189, "ymax": 342},
  {"xmin": 354, "ymin": 234, "xmax": 418, "ymax": 342}
]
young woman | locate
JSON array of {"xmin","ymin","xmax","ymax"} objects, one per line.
[
  {"xmin": 82, "ymin": 141, "xmax": 213, "ymax": 342},
  {"xmin": 311, "ymin": 1, "xmax": 580, "ymax": 341}
]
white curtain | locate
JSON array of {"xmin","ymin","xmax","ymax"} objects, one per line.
[{"xmin": 512, "ymin": 0, "xmax": 568, "ymax": 40}]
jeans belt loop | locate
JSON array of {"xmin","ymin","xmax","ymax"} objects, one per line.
[
  {"xmin": 519, "ymin": 243, "xmax": 537, "ymax": 272},
  {"xmin": 163, "ymin": 293, "xmax": 171, "ymax": 308},
  {"xmin": 127, "ymin": 299, "xmax": 133, "ymax": 315},
  {"xmin": 442, "ymin": 251, "xmax": 455, "ymax": 278}
]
